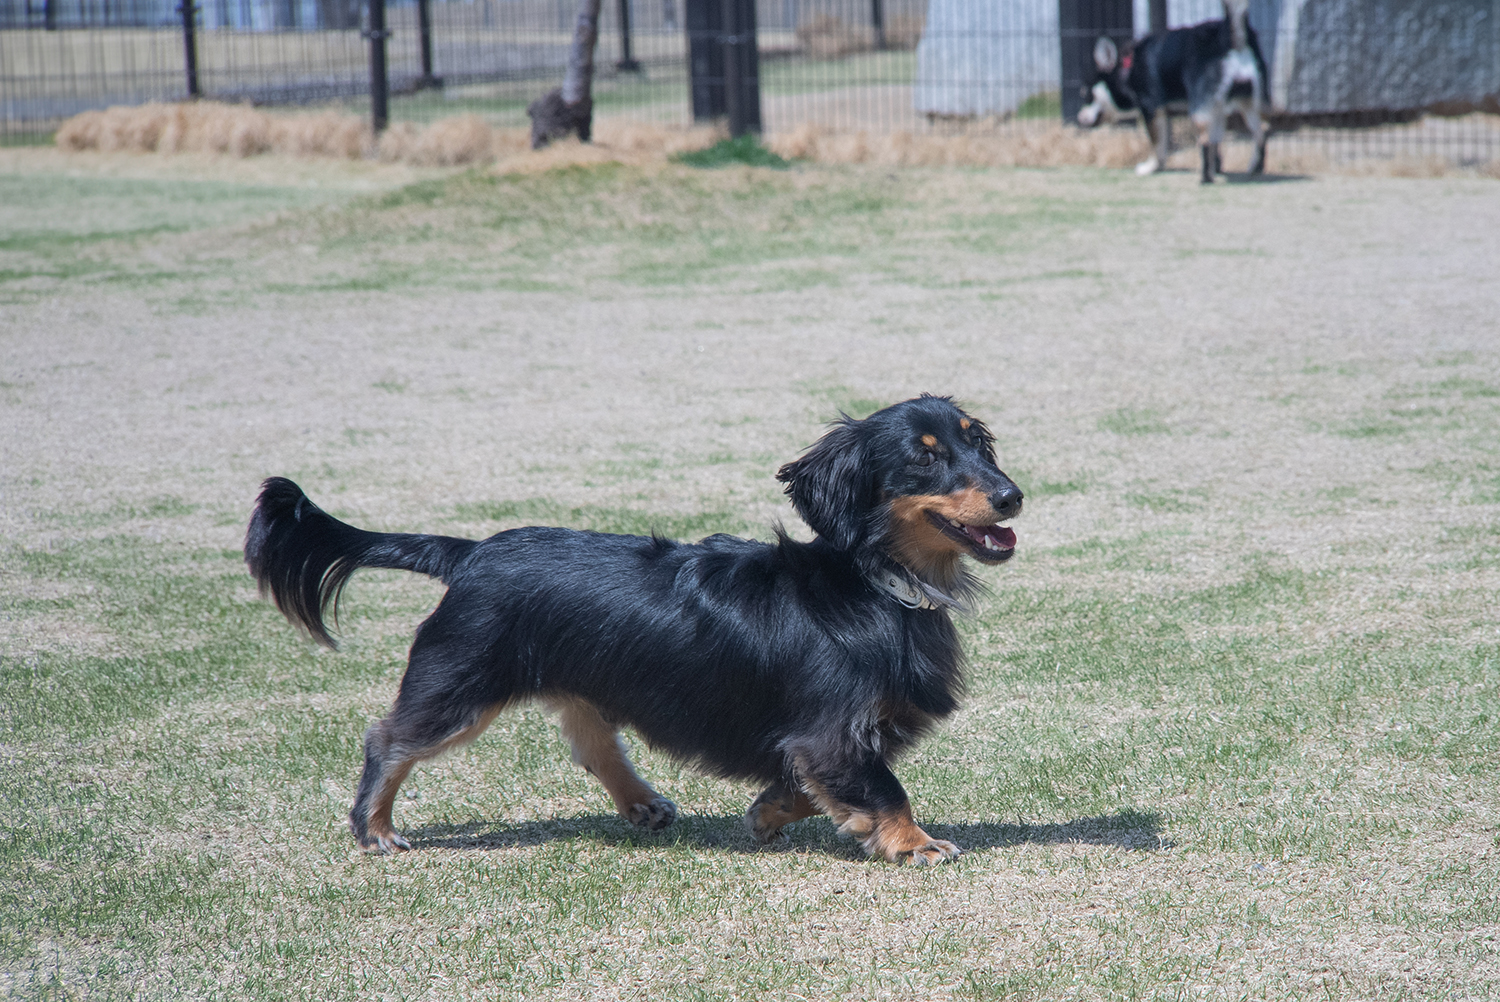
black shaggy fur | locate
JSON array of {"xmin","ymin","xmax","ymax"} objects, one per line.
[{"xmin": 245, "ymin": 394, "xmax": 1024, "ymax": 864}]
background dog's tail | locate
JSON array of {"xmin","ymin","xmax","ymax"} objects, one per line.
[
  {"xmin": 1223, "ymin": 0, "xmax": 1250, "ymax": 49},
  {"xmin": 245, "ymin": 477, "xmax": 477, "ymax": 648}
]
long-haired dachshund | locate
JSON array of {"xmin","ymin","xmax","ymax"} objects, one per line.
[{"xmin": 245, "ymin": 394, "xmax": 1023, "ymax": 864}]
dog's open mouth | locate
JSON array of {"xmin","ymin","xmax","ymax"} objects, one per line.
[{"xmin": 927, "ymin": 512, "xmax": 1016, "ymax": 563}]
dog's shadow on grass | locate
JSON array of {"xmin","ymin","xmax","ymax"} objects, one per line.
[
  {"xmin": 1149, "ymin": 167, "xmax": 1310, "ymax": 184},
  {"xmin": 406, "ymin": 808, "xmax": 1169, "ymax": 860},
  {"xmin": 1222, "ymin": 171, "xmax": 1311, "ymax": 184}
]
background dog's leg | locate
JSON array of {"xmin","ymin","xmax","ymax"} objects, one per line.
[
  {"xmin": 1136, "ymin": 107, "xmax": 1167, "ymax": 176},
  {"xmin": 553, "ymin": 698, "xmax": 677, "ymax": 830},
  {"xmin": 792, "ymin": 755, "xmax": 959, "ymax": 865},
  {"xmin": 1245, "ymin": 98, "xmax": 1267, "ymax": 175},
  {"xmin": 350, "ymin": 703, "xmax": 502, "ymax": 853},
  {"xmin": 746, "ymin": 779, "xmax": 820, "ymax": 844},
  {"xmin": 1193, "ymin": 109, "xmax": 1218, "ymax": 184}
]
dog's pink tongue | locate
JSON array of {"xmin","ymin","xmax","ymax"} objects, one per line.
[{"xmin": 965, "ymin": 525, "xmax": 1016, "ymax": 550}]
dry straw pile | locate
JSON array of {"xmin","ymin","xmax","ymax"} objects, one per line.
[
  {"xmin": 56, "ymin": 101, "xmax": 375, "ymax": 159},
  {"xmin": 53, "ymin": 101, "xmax": 722, "ymax": 168},
  {"xmin": 766, "ymin": 121, "xmax": 1148, "ymax": 169},
  {"xmin": 54, "ymin": 100, "xmax": 1153, "ymax": 171},
  {"xmin": 53, "ymin": 100, "xmax": 1498, "ymax": 177}
]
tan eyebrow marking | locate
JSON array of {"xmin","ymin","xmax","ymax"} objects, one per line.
[
  {"xmin": 959, "ymin": 418, "xmax": 971, "ymax": 430},
  {"xmin": 921, "ymin": 434, "xmax": 937, "ymax": 447}
]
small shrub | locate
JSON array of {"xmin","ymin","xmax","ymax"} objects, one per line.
[{"xmin": 672, "ymin": 135, "xmax": 790, "ymax": 169}]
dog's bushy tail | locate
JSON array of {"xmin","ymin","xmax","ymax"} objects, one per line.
[
  {"xmin": 245, "ymin": 477, "xmax": 477, "ymax": 648},
  {"xmin": 1223, "ymin": 0, "xmax": 1250, "ymax": 48}
]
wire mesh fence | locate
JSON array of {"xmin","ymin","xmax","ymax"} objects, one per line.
[{"xmin": 3, "ymin": 0, "xmax": 1498, "ymax": 169}]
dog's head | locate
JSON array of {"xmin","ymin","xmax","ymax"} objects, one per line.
[
  {"xmin": 1077, "ymin": 36, "xmax": 1136, "ymax": 127},
  {"xmin": 776, "ymin": 395, "xmax": 1023, "ymax": 596}
]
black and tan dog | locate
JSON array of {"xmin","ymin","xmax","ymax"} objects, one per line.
[{"xmin": 245, "ymin": 394, "xmax": 1023, "ymax": 864}]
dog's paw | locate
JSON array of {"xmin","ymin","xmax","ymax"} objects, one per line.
[
  {"xmin": 359, "ymin": 830, "xmax": 412, "ymax": 854},
  {"xmin": 898, "ymin": 839, "xmax": 961, "ymax": 866},
  {"xmin": 746, "ymin": 803, "xmax": 789, "ymax": 845},
  {"xmin": 625, "ymin": 796, "xmax": 677, "ymax": 830},
  {"xmin": 1135, "ymin": 157, "xmax": 1161, "ymax": 176}
]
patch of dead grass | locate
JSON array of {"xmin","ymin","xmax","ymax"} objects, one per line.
[{"xmin": 51, "ymin": 101, "xmax": 1500, "ymax": 178}]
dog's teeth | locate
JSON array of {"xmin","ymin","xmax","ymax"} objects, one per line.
[
  {"xmin": 984, "ymin": 537, "xmax": 997, "ymax": 550},
  {"xmin": 950, "ymin": 519, "xmax": 963, "ymax": 528}
]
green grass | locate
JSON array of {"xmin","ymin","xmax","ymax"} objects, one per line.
[
  {"xmin": 0, "ymin": 160, "xmax": 1155, "ymax": 305},
  {"xmin": 0, "ymin": 173, "xmax": 353, "ymax": 303},
  {"xmin": 759, "ymin": 50, "xmax": 918, "ymax": 96},
  {"xmin": 7, "ymin": 527, "xmax": 1499, "ymax": 998},
  {"xmin": 222, "ymin": 163, "xmax": 1145, "ymax": 299},
  {"xmin": 0, "ymin": 127, "xmax": 55, "ymax": 147},
  {"xmin": 1014, "ymin": 90, "xmax": 1062, "ymax": 120},
  {"xmin": 672, "ymin": 135, "xmax": 791, "ymax": 170},
  {"xmin": 5, "ymin": 157, "xmax": 1500, "ymax": 1000},
  {"xmin": 452, "ymin": 498, "xmax": 751, "ymax": 540}
]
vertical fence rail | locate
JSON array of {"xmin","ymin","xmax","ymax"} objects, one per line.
[
  {"xmin": 416, "ymin": 0, "xmax": 438, "ymax": 89},
  {"xmin": 177, "ymin": 1, "xmax": 199, "ymax": 97},
  {"xmin": 367, "ymin": 0, "xmax": 390, "ymax": 132},
  {"xmin": 616, "ymin": 0, "xmax": 640, "ymax": 71}
]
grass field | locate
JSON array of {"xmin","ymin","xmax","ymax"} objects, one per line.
[{"xmin": 2, "ymin": 145, "xmax": 1499, "ymax": 1000}]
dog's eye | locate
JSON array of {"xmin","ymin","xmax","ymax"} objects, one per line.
[{"xmin": 915, "ymin": 450, "xmax": 936, "ymax": 468}]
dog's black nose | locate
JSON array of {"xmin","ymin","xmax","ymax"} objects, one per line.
[{"xmin": 990, "ymin": 486, "xmax": 1024, "ymax": 519}]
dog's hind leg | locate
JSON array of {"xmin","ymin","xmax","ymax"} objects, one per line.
[
  {"xmin": 350, "ymin": 701, "xmax": 503, "ymax": 853},
  {"xmin": 746, "ymin": 779, "xmax": 820, "ymax": 844},
  {"xmin": 552, "ymin": 698, "xmax": 677, "ymax": 830},
  {"xmin": 1135, "ymin": 107, "xmax": 1168, "ymax": 176},
  {"xmin": 792, "ymin": 754, "xmax": 959, "ymax": 865}
]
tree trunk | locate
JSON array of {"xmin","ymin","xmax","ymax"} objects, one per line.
[{"xmin": 527, "ymin": 0, "xmax": 602, "ymax": 148}]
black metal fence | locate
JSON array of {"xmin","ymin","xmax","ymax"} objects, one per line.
[{"xmin": 3, "ymin": 0, "xmax": 1498, "ymax": 168}]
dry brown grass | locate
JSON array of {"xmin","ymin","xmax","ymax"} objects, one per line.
[
  {"xmin": 1272, "ymin": 144, "xmax": 1500, "ymax": 179},
  {"xmin": 51, "ymin": 101, "xmax": 1147, "ymax": 172},
  {"xmin": 56, "ymin": 101, "xmax": 372, "ymax": 159},
  {"xmin": 52, "ymin": 101, "xmax": 1500, "ymax": 178},
  {"xmin": 52, "ymin": 102, "xmax": 726, "ymax": 170},
  {"xmin": 768, "ymin": 120, "xmax": 1150, "ymax": 169}
]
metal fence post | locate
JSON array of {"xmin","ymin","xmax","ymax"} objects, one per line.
[
  {"xmin": 1148, "ymin": 0, "xmax": 1166, "ymax": 33},
  {"xmin": 616, "ymin": 0, "xmax": 641, "ymax": 72},
  {"xmin": 721, "ymin": 0, "xmax": 743, "ymax": 136},
  {"xmin": 367, "ymin": 0, "xmax": 390, "ymax": 132},
  {"xmin": 870, "ymin": 0, "xmax": 885, "ymax": 51},
  {"xmin": 416, "ymin": 0, "xmax": 440, "ymax": 89},
  {"xmin": 178, "ymin": 1, "xmax": 200, "ymax": 97}
]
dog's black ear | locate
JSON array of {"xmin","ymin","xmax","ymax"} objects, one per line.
[
  {"xmin": 1093, "ymin": 36, "xmax": 1118, "ymax": 73},
  {"xmin": 775, "ymin": 418, "xmax": 874, "ymax": 551}
]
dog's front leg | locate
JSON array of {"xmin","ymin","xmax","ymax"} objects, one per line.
[
  {"xmin": 1192, "ymin": 107, "xmax": 1221, "ymax": 184},
  {"xmin": 746, "ymin": 778, "xmax": 820, "ymax": 844},
  {"xmin": 792, "ymin": 755, "xmax": 959, "ymax": 865}
]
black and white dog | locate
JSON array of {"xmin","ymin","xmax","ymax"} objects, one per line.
[{"xmin": 1076, "ymin": 0, "xmax": 1268, "ymax": 183}]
